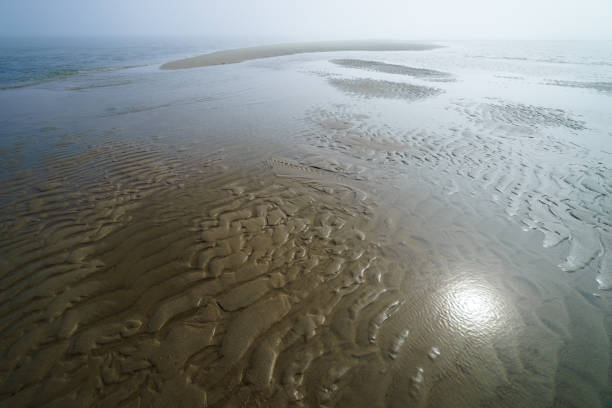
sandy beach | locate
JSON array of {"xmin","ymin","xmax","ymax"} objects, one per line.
[
  {"xmin": 0, "ymin": 40, "xmax": 610, "ymax": 407},
  {"xmin": 160, "ymin": 40, "xmax": 441, "ymax": 69}
]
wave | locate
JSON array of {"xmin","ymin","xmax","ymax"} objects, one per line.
[{"xmin": 0, "ymin": 64, "xmax": 147, "ymax": 91}]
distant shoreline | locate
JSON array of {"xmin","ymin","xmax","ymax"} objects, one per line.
[{"xmin": 160, "ymin": 40, "xmax": 442, "ymax": 70}]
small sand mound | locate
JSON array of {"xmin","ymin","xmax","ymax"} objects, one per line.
[
  {"xmin": 545, "ymin": 80, "xmax": 612, "ymax": 94},
  {"xmin": 328, "ymin": 78, "xmax": 443, "ymax": 100},
  {"xmin": 332, "ymin": 59, "xmax": 453, "ymax": 80}
]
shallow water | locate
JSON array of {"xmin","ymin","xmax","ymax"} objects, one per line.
[{"xmin": 0, "ymin": 40, "xmax": 611, "ymax": 407}]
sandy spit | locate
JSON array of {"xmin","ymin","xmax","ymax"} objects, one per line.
[{"xmin": 160, "ymin": 40, "xmax": 442, "ymax": 69}]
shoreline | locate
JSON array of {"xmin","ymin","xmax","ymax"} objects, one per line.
[{"xmin": 160, "ymin": 40, "xmax": 442, "ymax": 70}]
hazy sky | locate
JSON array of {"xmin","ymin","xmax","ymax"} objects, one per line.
[{"xmin": 1, "ymin": 0, "xmax": 611, "ymax": 40}]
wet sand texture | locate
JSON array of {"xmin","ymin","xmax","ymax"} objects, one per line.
[
  {"xmin": 1, "ymin": 137, "xmax": 608, "ymax": 407},
  {"xmin": 305, "ymin": 104, "xmax": 611, "ymax": 290},
  {"xmin": 1, "ymin": 45, "xmax": 611, "ymax": 407},
  {"xmin": 331, "ymin": 59, "xmax": 453, "ymax": 79},
  {"xmin": 458, "ymin": 101, "xmax": 587, "ymax": 131},
  {"xmin": 160, "ymin": 41, "xmax": 441, "ymax": 69},
  {"xmin": 0, "ymin": 139, "xmax": 414, "ymax": 406},
  {"xmin": 328, "ymin": 78, "xmax": 443, "ymax": 100},
  {"xmin": 546, "ymin": 80, "xmax": 612, "ymax": 94}
]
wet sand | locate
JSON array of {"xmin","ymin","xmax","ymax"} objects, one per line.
[
  {"xmin": 328, "ymin": 77, "xmax": 443, "ymax": 100},
  {"xmin": 1, "ymin": 44, "xmax": 611, "ymax": 407},
  {"xmin": 160, "ymin": 41, "xmax": 441, "ymax": 69},
  {"xmin": 331, "ymin": 59, "xmax": 453, "ymax": 80}
]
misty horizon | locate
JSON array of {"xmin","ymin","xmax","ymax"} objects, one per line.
[{"xmin": 1, "ymin": 0, "xmax": 611, "ymax": 41}]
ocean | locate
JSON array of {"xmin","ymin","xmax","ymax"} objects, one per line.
[{"xmin": 0, "ymin": 38, "xmax": 611, "ymax": 407}]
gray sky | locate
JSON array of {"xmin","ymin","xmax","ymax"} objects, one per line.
[{"xmin": 1, "ymin": 0, "xmax": 611, "ymax": 40}]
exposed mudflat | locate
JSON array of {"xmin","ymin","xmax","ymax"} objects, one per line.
[
  {"xmin": 453, "ymin": 100, "xmax": 587, "ymax": 131},
  {"xmin": 331, "ymin": 59, "xmax": 453, "ymax": 80},
  {"xmin": 1, "ymin": 41, "xmax": 611, "ymax": 407},
  {"xmin": 160, "ymin": 41, "xmax": 441, "ymax": 69},
  {"xmin": 546, "ymin": 80, "xmax": 612, "ymax": 94},
  {"xmin": 328, "ymin": 78, "xmax": 443, "ymax": 100}
]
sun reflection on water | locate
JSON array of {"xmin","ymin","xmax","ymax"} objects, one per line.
[{"xmin": 441, "ymin": 277, "xmax": 506, "ymax": 337}]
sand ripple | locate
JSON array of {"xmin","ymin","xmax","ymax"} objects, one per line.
[
  {"xmin": 331, "ymin": 59, "xmax": 453, "ymax": 81},
  {"xmin": 1, "ymin": 47, "xmax": 610, "ymax": 407},
  {"xmin": 546, "ymin": 80, "xmax": 612, "ymax": 94},
  {"xmin": 0, "ymin": 140, "xmax": 431, "ymax": 406},
  {"xmin": 328, "ymin": 78, "xmax": 443, "ymax": 100},
  {"xmin": 303, "ymin": 105, "xmax": 611, "ymax": 291},
  {"xmin": 454, "ymin": 100, "xmax": 587, "ymax": 131}
]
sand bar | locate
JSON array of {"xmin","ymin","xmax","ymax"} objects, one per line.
[{"xmin": 160, "ymin": 40, "xmax": 441, "ymax": 69}]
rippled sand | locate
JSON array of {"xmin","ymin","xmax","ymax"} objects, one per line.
[
  {"xmin": 1, "ymin": 46, "xmax": 611, "ymax": 407},
  {"xmin": 331, "ymin": 59, "xmax": 453, "ymax": 81},
  {"xmin": 328, "ymin": 78, "xmax": 443, "ymax": 100}
]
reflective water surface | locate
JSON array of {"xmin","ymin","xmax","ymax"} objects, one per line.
[{"xmin": 0, "ymin": 40, "xmax": 611, "ymax": 407}]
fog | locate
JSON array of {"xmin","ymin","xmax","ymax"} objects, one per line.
[{"xmin": 1, "ymin": 0, "xmax": 611, "ymax": 40}]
